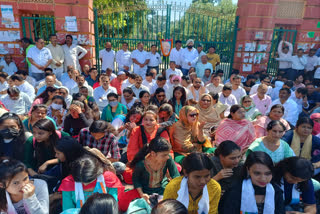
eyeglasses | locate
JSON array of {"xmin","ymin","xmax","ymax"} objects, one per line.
[
  {"xmin": 243, "ymin": 100, "xmax": 252, "ymax": 103},
  {"xmin": 188, "ymin": 113, "xmax": 198, "ymax": 118},
  {"xmin": 263, "ymin": 81, "xmax": 270, "ymax": 84},
  {"xmin": 157, "ymin": 94, "xmax": 165, "ymax": 97},
  {"xmin": 201, "ymin": 99, "xmax": 211, "ymax": 103},
  {"xmin": 195, "ymin": 81, "xmax": 201, "ymax": 84}
]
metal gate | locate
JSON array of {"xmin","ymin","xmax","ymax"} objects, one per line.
[
  {"xmin": 94, "ymin": 2, "xmax": 238, "ymax": 77},
  {"xmin": 267, "ymin": 28, "xmax": 297, "ymax": 76},
  {"xmin": 21, "ymin": 15, "xmax": 55, "ymax": 43}
]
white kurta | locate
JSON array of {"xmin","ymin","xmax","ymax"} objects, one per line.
[{"xmin": 62, "ymin": 44, "xmax": 88, "ymax": 72}]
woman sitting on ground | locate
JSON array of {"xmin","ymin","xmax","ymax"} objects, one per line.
[
  {"xmin": 29, "ymin": 86, "xmax": 58, "ymax": 112},
  {"xmin": 0, "ymin": 158, "xmax": 49, "ymax": 214},
  {"xmin": 131, "ymin": 137, "xmax": 179, "ymax": 204},
  {"xmin": 47, "ymin": 95, "xmax": 68, "ymax": 129},
  {"xmin": 163, "ymin": 152, "xmax": 221, "ymax": 214},
  {"xmin": 282, "ymin": 117, "xmax": 320, "ymax": 175},
  {"xmin": 131, "ymin": 90, "xmax": 151, "ymax": 111},
  {"xmin": 150, "ymin": 88, "xmax": 168, "ymax": 108},
  {"xmin": 127, "ymin": 110, "xmax": 170, "ymax": 162},
  {"xmin": 273, "ymin": 157, "xmax": 317, "ymax": 214},
  {"xmin": 215, "ymin": 105, "xmax": 255, "ymax": 151},
  {"xmin": 168, "ymin": 86, "xmax": 187, "ymax": 116},
  {"xmin": 219, "ymin": 151, "xmax": 285, "ymax": 214},
  {"xmin": 240, "ymin": 95, "xmax": 262, "ymax": 122},
  {"xmin": 211, "ymin": 140, "xmax": 242, "ymax": 194},
  {"xmin": 170, "ymin": 106, "xmax": 215, "ymax": 164},
  {"xmin": 247, "ymin": 120, "xmax": 294, "ymax": 163},
  {"xmin": 254, "ymin": 104, "xmax": 291, "ymax": 138},
  {"xmin": 101, "ymin": 93, "xmax": 127, "ymax": 123}
]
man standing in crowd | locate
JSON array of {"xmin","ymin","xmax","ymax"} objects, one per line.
[
  {"xmin": 169, "ymin": 40, "xmax": 182, "ymax": 69},
  {"xmin": 165, "ymin": 61, "xmax": 183, "ymax": 80},
  {"xmin": 180, "ymin": 39, "xmax": 198, "ymax": 76},
  {"xmin": 148, "ymin": 44, "xmax": 162, "ymax": 73},
  {"xmin": 20, "ymin": 37, "xmax": 34, "ymax": 72},
  {"xmin": 27, "ymin": 38, "xmax": 53, "ymax": 81},
  {"xmin": 304, "ymin": 48, "xmax": 318, "ymax": 79},
  {"xmin": 0, "ymin": 54, "xmax": 18, "ymax": 76},
  {"xmin": 207, "ymin": 46, "xmax": 220, "ymax": 72},
  {"xmin": 277, "ymin": 40, "xmax": 293, "ymax": 77},
  {"xmin": 116, "ymin": 42, "xmax": 132, "ymax": 72},
  {"xmin": 196, "ymin": 44, "xmax": 206, "ymax": 63},
  {"xmin": 99, "ymin": 42, "xmax": 115, "ymax": 73},
  {"xmin": 62, "ymin": 35, "xmax": 88, "ymax": 72},
  {"xmin": 46, "ymin": 34, "xmax": 64, "ymax": 80},
  {"xmin": 196, "ymin": 55, "xmax": 213, "ymax": 80},
  {"xmin": 131, "ymin": 42, "xmax": 150, "ymax": 78}
]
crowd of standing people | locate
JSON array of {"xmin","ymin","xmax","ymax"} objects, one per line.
[{"xmin": 0, "ymin": 35, "xmax": 320, "ymax": 214}]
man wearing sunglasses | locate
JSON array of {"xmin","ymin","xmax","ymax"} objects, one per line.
[{"xmin": 187, "ymin": 77, "xmax": 208, "ymax": 105}]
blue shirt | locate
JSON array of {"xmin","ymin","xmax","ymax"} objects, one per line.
[
  {"xmin": 85, "ymin": 76, "xmax": 98, "ymax": 87},
  {"xmin": 284, "ymin": 179, "xmax": 315, "ymax": 205}
]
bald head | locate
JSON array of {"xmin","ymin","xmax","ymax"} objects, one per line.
[{"xmin": 257, "ymin": 83, "xmax": 268, "ymax": 95}]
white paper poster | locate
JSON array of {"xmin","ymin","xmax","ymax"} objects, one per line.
[
  {"xmin": 1, "ymin": 5, "xmax": 14, "ymax": 24},
  {"xmin": 243, "ymin": 64, "xmax": 252, "ymax": 72},
  {"xmin": 65, "ymin": 16, "xmax": 78, "ymax": 32}
]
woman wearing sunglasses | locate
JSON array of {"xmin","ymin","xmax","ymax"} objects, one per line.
[
  {"xmin": 215, "ymin": 105, "xmax": 256, "ymax": 151},
  {"xmin": 170, "ymin": 106, "xmax": 215, "ymax": 164}
]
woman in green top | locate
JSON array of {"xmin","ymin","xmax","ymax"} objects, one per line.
[
  {"xmin": 247, "ymin": 120, "xmax": 294, "ymax": 163},
  {"xmin": 23, "ymin": 118, "xmax": 69, "ymax": 176},
  {"xmin": 240, "ymin": 95, "xmax": 262, "ymax": 122},
  {"xmin": 130, "ymin": 137, "xmax": 180, "ymax": 204},
  {"xmin": 101, "ymin": 92, "xmax": 127, "ymax": 122}
]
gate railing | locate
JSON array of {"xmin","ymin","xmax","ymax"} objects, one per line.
[
  {"xmin": 94, "ymin": 2, "xmax": 238, "ymax": 78},
  {"xmin": 21, "ymin": 15, "xmax": 55, "ymax": 43}
]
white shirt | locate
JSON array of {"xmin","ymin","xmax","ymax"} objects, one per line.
[
  {"xmin": 169, "ymin": 48, "xmax": 182, "ymax": 66},
  {"xmin": 65, "ymin": 79, "xmax": 78, "ymax": 92},
  {"xmin": 195, "ymin": 62, "xmax": 213, "ymax": 79},
  {"xmin": 290, "ymin": 92, "xmax": 308, "ymax": 114},
  {"xmin": 206, "ymin": 83, "xmax": 224, "ymax": 94},
  {"xmin": 116, "ymin": 50, "xmax": 132, "ymax": 70},
  {"xmin": 61, "ymin": 73, "xmax": 72, "ymax": 86},
  {"xmin": 46, "ymin": 43, "xmax": 64, "ymax": 69},
  {"xmin": 27, "ymin": 46, "xmax": 52, "ymax": 74},
  {"xmin": 180, "ymin": 48, "xmax": 199, "ymax": 69},
  {"xmin": 142, "ymin": 79, "xmax": 156, "ymax": 89},
  {"xmin": 150, "ymin": 83, "xmax": 169, "ymax": 95},
  {"xmin": 121, "ymin": 79, "xmax": 133, "ymax": 92},
  {"xmin": 108, "ymin": 73, "xmax": 117, "ymax": 82},
  {"xmin": 165, "ymin": 68, "xmax": 183, "ymax": 80},
  {"xmin": 0, "ymin": 61, "xmax": 17, "ymax": 76},
  {"xmin": 121, "ymin": 96, "xmax": 138, "ymax": 109},
  {"xmin": 277, "ymin": 41, "xmax": 293, "ymax": 69},
  {"xmin": 129, "ymin": 84, "xmax": 149, "ymax": 97},
  {"xmin": 305, "ymin": 55, "xmax": 318, "ymax": 72},
  {"xmin": 277, "ymin": 55, "xmax": 307, "ymax": 70},
  {"xmin": 218, "ymin": 92, "xmax": 238, "ymax": 116},
  {"xmin": 267, "ymin": 98, "xmax": 298, "ymax": 126},
  {"xmin": 187, "ymin": 87, "xmax": 209, "ymax": 101},
  {"xmin": 62, "ymin": 44, "xmax": 87, "ymax": 71},
  {"xmin": 26, "ymin": 76, "xmax": 37, "ymax": 87},
  {"xmin": 314, "ymin": 58, "xmax": 320, "ymax": 79},
  {"xmin": 0, "ymin": 92, "xmax": 31, "ymax": 114},
  {"xmin": 250, "ymin": 84, "xmax": 273, "ymax": 96},
  {"xmin": 93, "ymin": 86, "xmax": 117, "ymax": 110},
  {"xmin": 197, "ymin": 51, "xmax": 206, "ymax": 63},
  {"xmin": 148, "ymin": 52, "xmax": 162, "ymax": 67},
  {"xmin": 16, "ymin": 81, "xmax": 35, "ymax": 100},
  {"xmin": 0, "ymin": 81, "xmax": 8, "ymax": 93},
  {"xmin": 232, "ymin": 86, "xmax": 246, "ymax": 103},
  {"xmin": 99, "ymin": 49, "xmax": 116, "ymax": 71},
  {"xmin": 131, "ymin": 49, "xmax": 150, "ymax": 74},
  {"xmin": 71, "ymin": 84, "xmax": 93, "ymax": 97}
]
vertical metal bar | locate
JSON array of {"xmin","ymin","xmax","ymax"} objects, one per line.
[
  {"xmin": 28, "ymin": 19, "xmax": 32, "ymax": 40},
  {"xmin": 267, "ymin": 29, "xmax": 277, "ymax": 72},
  {"xmin": 219, "ymin": 19, "xmax": 223, "ymax": 42},
  {"xmin": 51, "ymin": 17, "xmax": 55, "ymax": 35},
  {"xmin": 228, "ymin": 16, "xmax": 239, "ymax": 78},
  {"xmin": 112, "ymin": 12, "xmax": 115, "ymax": 38},
  {"xmin": 141, "ymin": 10, "xmax": 144, "ymax": 40},
  {"xmin": 45, "ymin": 19, "xmax": 49, "ymax": 40},
  {"xmin": 173, "ymin": 3, "xmax": 176, "ymax": 40},
  {"xmin": 106, "ymin": 14, "xmax": 109, "ymax": 37},
  {"xmin": 214, "ymin": 18, "xmax": 218, "ymax": 41},
  {"xmin": 39, "ymin": 19, "xmax": 43, "ymax": 39},
  {"xmin": 21, "ymin": 17, "xmax": 26, "ymax": 37},
  {"xmin": 117, "ymin": 12, "xmax": 120, "ymax": 39},
  {"xmin": 33, "ymin": 19, "xmax": 38, "ymax": 38},
  {"xmin": 187, "ymin": 13, "xmax": 190, "ymax": 40},
  {"xmin": 210, "ymin": 17, "xmax": 214, "ymax": 40}
]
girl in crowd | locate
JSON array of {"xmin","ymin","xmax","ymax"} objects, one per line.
[
  {"xmin": 0, "ymin": 113, "xmax": 29, "ymax": 161},
  {"xmin": 63, "ymin": 101, "xmax": 93, "ymax": 137},
  {"xmin": 254, "ymin": 104, "xmax": 291, "ymax": 138},
  {"xmin": 247, "ymin": 120, "xmax": 294, "ymax": 163},
  {"xmin": 127, "ymin": 111, "xmax": 170, "ymax": 162},
  {"xmin": 163, "ymin": 152, "xmax": 221, "ymax": 214},
  {"xmin": 215, "ymin": 105, "xmax": 255, "ymax": 151},
  {"xmin": 211, "ymin": 140, "xmax": 242, "ymax": 194},
  {"xmin": 151, "ymin": 199, "xmax": 188, "ymax": 214},
  {"xmin": 0, "ymin": 158, "xmax": 49, "ymax": 214},
  {"xmin": 240, "ymin": 95, "xmax": 262, "ymax": 122},
  {"xmin": 47, "ymin": 95, "xmax": 68, "ymax": 129},
  {"xmin": 58, "ymin": 154, "xmax": 124, "ymax": 211},
  {"xmin": 170, "ymin": 106, "xmax": 214, "ymax": 164},
  {"xmin": 78, "ymin": 193, "xmax": 119, "ymax": 214},
  {"xmin": 24, "ymin": 119, "xmax": 69, "ymax": 175},
  {"xmin": 195, "ymin": 94, "xmax": 222, "ymax": 137},
  {"xmin": 219, "ymin": 151, "xmax": 285, "ymax": 214},
  {"xmin": 30, "ymin": 86, "xmax": 58, "ymax": 111},
  {"xmin": 131, "ymin": 90, "xmax": 151, "ymax": 111},
  {"xmin": 23, "ymin": 104, "xmax": 57, "ymax": 132},
  {"xmin": 101, "ymin": 93, "xmax": 127, "ymax": 122},
  {"xmin": 150, "ymin": 88, "xmax": 168, "ymax": 108},
  {"xmin": 168, "ymin": 86, "xmax": 187, "ymax": 116},
  {"xmin": 282, "ymin": 117, "xmax": 320, "ymax": 174},
  {"xmin": 121, "ymin": 87, "xmax": 138, "ymax": 110},
  {"xmin": 131, "ymin": 137, "xmax": 179, "ymax": 203},
  {"xmin": 274, "ymin": 157, "xmax": 317, "ymax": 213}
]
